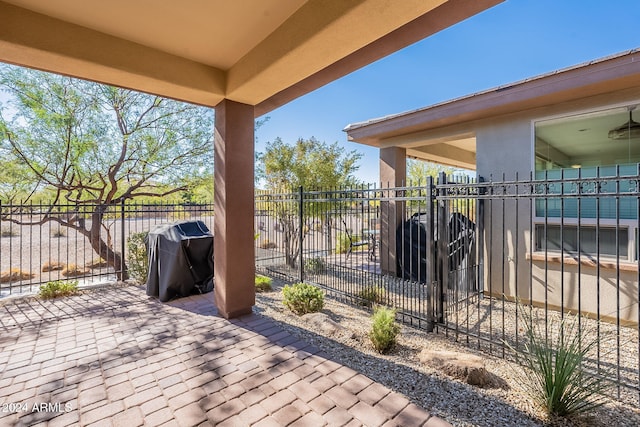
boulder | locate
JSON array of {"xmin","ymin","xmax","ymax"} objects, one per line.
[
  {"xmin": 301, "ymin": 312, "xmax": 344, "ymax": 336},
  {"xmin": 419, "ymin": 349, "xmax": 507, "ymax": 389}
]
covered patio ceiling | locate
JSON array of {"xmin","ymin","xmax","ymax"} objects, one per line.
[
  {"xmin": 0, "ymin": 0, "xmax": 503, "ymax": 318},
  {"xmin": 0, "ymin": 0, "xmax": 501, "ymax": 115}
]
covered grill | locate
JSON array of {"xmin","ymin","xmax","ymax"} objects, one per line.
[
  {"xmin": 146, "ymin": 220, "xmax": 214, "ymax": 302},
  {"xmin": 396, "ymin": 212, "xmax": 476, "ymax": 287}
]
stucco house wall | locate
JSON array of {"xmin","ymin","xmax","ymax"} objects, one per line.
[
  {"xmin": 345, "ymin": 50, "xmax": 640, "ymax": 324},
  {"xmin": 475, "ymin": 88, "xmax": 640, "ymax": 324}
]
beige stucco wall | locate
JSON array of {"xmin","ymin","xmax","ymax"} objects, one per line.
[{"xmin": 475, "ymin": 90, "xmax": 640, "ymax": 324}]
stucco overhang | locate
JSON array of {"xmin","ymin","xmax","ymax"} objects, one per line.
[
  {"xmin": 344, "ymin": 49, "xmax": 640, "ymax": 168},
  {"xmin": 0, "ymin": 0, "xmax": 501, "ymax": 114}
]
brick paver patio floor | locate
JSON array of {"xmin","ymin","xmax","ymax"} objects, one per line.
[{"xmin": 0, "ymin": 285, "xmax": 450, "ymax": 426}]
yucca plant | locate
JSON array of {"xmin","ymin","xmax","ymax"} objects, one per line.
[{"xmin": 510, "ymin": 305, "xmax": 611, "ymax": 417}]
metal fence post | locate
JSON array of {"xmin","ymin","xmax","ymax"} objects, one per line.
[
  {"xmin": 425, "ymin": 176, "xmax": 435, "ymax": 331},
  {"xmin": 436, "ymin": 172, "xmax": 448, "ymax": 323},
  {"xmin": 299, "ymin": 186, "xmax": 304, "ymax": 282},
  {"xmin": 477, "ymin": 176, "xmax": 485, "ymax": 299},
  {"xmin": 121, "ymin": 199, "xmax": 126, "ymax": 279}
]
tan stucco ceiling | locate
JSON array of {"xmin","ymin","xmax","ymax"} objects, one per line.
[
  {"xmin": 1, "ymin": 0, "xmax": 308, "ymax": 70},
  {"xmin": 0, "ymin": 0, "xmax": 502, "ymax": 114},
  {"xmin": 407, "ymin": 136, "xmax": 476, "ymax": 170}
]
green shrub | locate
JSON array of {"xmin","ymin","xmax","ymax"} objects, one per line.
[
  {"xmin": 282, "ymin": 282, "xmax": 324, "ymax": 315},
  {"xmin": 85, "ymin": 258, "xmax": 108, "ymax": 269},
  {"xmin": 39, "ymin": 280, "xmax": 79, "ymax": 299},
  {"xmin": 62, "ymin": 263, "xmax": 88, "ymax": 277},
  {"xmin": 0, "ymin": 268, "xmax": 34, "ymax": 283},
  {"xmin": 358, "ymin": 285, "xmax": 385, "ymax": 307},
  {"xmin": 508, "ymin": 305, "xmax": 611, "ymax": 417},
  {"xmin": 304, "ymin": 257, "xmax": 326, "ymax": 274},
  {"xmin": 335, "ymin": 232, "xmax": 351, "ymax": 254},
  {"xmin": 369, "ymin": 306, "xmax": 400, "ymax": 354},
  {"xmin": 127, "ymin": 232, "xmax": 149, "ymax": 283},
  {"xmin": 255, "ymin": 275, "xmax": 272, "ymax": 292}
]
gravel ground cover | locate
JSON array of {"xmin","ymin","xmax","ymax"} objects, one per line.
[{"xmin": 254, "ymin": 278, "xmax": 640, "ymax": 427}]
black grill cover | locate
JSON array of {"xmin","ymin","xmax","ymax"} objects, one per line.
[
  {"xmin": 396, "ymin": 212, "xmax": 475, "ymax": 284},
  {"xmin": 396, "ymin": 213, "xmax": 429, "ymax": 283},
  {"xmin": 145, "ymin": 220, "xmax": 214, "ymax": 302}
]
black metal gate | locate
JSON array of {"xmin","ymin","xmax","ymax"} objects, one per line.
[{"xmin": 432, "ymin": 172, "xmax": 484, "ymax": 324}]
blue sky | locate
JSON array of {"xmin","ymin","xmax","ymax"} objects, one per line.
[{"xmin": 255, "ymin": 0, "xmax": 640, "ymax": 184}]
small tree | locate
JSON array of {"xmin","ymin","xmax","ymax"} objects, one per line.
[
  {"xmin": 257, "ymin": 137, "xmax": 362, "ymax": 268},
  {"xmin": 406, "ymin": 159, "xmax": 475, "ymax": 215},
  {"xmin": 406, "ymin": 159, "xmax": 454, "ymax": 185},
  {"xmin": 0, "ymin": 65, "xmax": 213, "ymax": 280}
]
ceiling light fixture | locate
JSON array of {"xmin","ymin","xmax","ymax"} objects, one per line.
[{"xmin": 608, "ymin": 107, "xmax": 640, "ymax": 140}]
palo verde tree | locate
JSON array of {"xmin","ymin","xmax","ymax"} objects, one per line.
[
  {"xmin": 406, "ymin": 159, "xmax": 454, "ymax": 185},
  {"xmin": 0, "ymin": 159, "xmax": 33, "ymax": 203},
  {"xmin": 406, "ymin": 158, "xmax": 476, "ymax": 216},
  {"xmin": 405, "ymin": 159, "xmax": 456, "ymax": 213},
  {"xmin": 0, "ymin": 65, "xmax": 213, "ymax": 279},
  {"xmin": 257, "ymin": 137, "xmax": 362, "ymax": 268}
]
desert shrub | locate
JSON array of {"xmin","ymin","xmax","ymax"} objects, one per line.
[
  {"xmin": 304, "ymin": 257, "xmax": 326, "ymax": 275},
  {"xmin": 127, "ymin": 232, "xmax": 149, "ymax": 283},
  {"xmin": 39, "ymin": 280, "xmax": 79, "ymax": 299},
  {"xmin": 282, "ymin": 282, "xmax": 324, "ymax": 315},
  {"xmin": 85, "ymin": 258, "xmax": 108, "ymax": 269},
  {"xmin": 62, "ymin": 264, "xmax": 88, "ymax": 277},
  {"xmin": 0, "ymin": 268, "xmax": 34, "ymax": 283},
  {"xmin": 335, "ymin": 232, "xmax": 351, "ymax": 254},
  {"xmin": 41, "ymin": 261, "xmax": 64, "ymax": 272},
  {"xmin": 0, "ymin": 226, "xmax": 18, "ymax": 237},
  {"xmin": 358, "ymin": 285, "xmax": 385, "ymax": 307},
  {"xmin": 369, "ymin": 306, "xmax": 400, "ymax": 354},
  {"xmin": 508, "ymin": 305, "xmax": 611, "ymax": 417},
  {"xmin": 255, "ymin": 275, "xmax": 272, "ymax": 292}
]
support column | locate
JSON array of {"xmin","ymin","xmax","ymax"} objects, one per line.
[
  {"xmin": 214, "ymin": 100, "xmax": 255, "ymax": 318},
  {"xmin": 380, "ymin": 147, "xmax": 406, "ymax": 276}
]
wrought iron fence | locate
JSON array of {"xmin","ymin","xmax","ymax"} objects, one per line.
[
  {"xmin": 2, "ymin": 171, "xmax": 639, "ymax": 404},
  {"xmin": 255, "ymin": 168, "xmax": 640, "ymax": 405},
  {"xmin": 0, "ymin": 201, "xmax": 214, "ymax": 296}
]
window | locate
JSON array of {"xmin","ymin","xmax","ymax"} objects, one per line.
[
  {"xmin": 533, "ymin": 105, "xmax": 640, "ymax": 261},
  {"xmin": 535, "ymin": 225, "xmax": 628, "ymax": 258},
  {"xmin": 535, "ymin": 105, "xmax": 640, "ymax": 172}
]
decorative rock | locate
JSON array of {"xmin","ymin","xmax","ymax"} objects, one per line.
[
  {"xmin": 418, "ymin": 349, "xmax": 506, "ymax": 388},
  {"xmin": 301, "ymin": 312, "xmax": 344, "ymax": 336}
]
